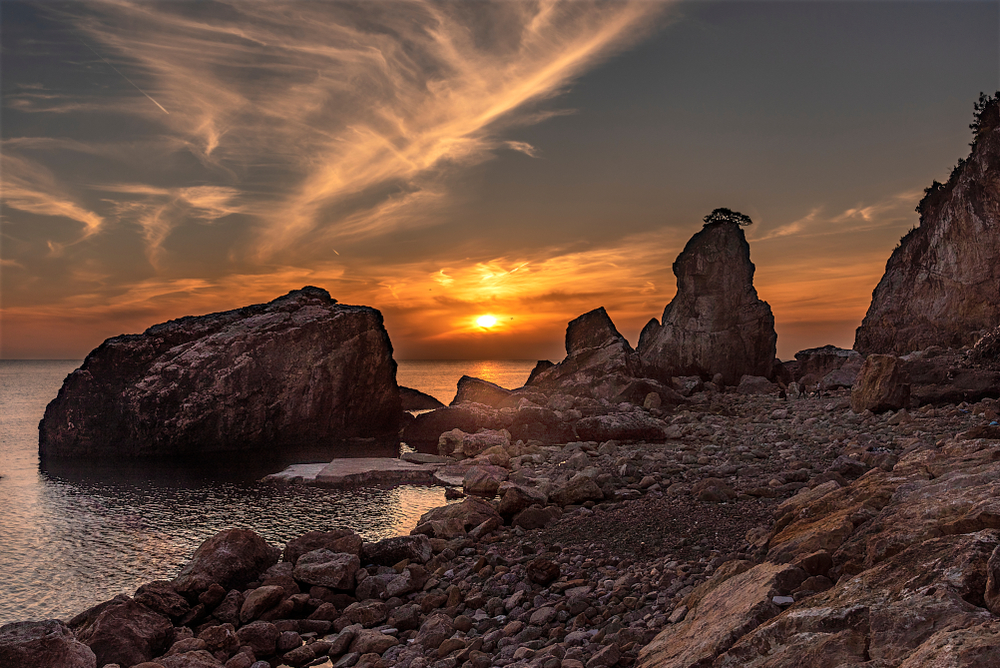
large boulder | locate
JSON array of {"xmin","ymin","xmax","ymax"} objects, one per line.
[
  {"xmin": 39, "ymin": 287, "xmax": 402, "ymax": 458},
  {"xmin": 0, "ymin": 620, "xmax": 96, "ymax": 668},
  {"xmin": 282, "ymin": 529, "xmax": 362, "ymax": 564},
  {"xmin": 292, "ymin": 549, "xmax": 360, "ymax": 589},
  {"xmin": 67, "ymin": 595, "xmax": 173, "ymax": 667},
  {"xmin": 525, "ymin": 307, "xmax": 649, "ymax": 402},
  {"xmin": 901, "ymin": 348, "xmax": 1000, "ymax": 405},
  {"xmin": 638, "ymin": 218, "xmax": 776, "ymax": 385},
  {"xmin": 850, "ymin": 354, "xmax": 910, "ymax": 413},
  {"xmin": 855, "ymin": 97, "xmax": 1000, "ymax": 354},
  {"xmin": 173, "ymin": 529, "xmax": 280, "ymax": 596}
]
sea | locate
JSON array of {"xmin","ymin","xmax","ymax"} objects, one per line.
[{"xmin": 0, "ymin": 359, "xmax": 536, "ymax": 624}]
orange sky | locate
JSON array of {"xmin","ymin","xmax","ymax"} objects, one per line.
[{"xmin": 2, "ymin": 1, "xmax": 997, "ymax": 361}]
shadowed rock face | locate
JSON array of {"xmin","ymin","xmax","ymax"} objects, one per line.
[
  {"xmin": 525, "ymin": 307, "xmax": 648, "ymax": 401},
  {"xmin": 638, "ymin": 221, "xmax": 776, "ymax": 385},
  {"xmin": 39, "ymin": 287, "xmax": 401, "ymax": 458},
  {"xmin": 855, "ymin": 101, "xmax": 1000, "ymax": 354}
]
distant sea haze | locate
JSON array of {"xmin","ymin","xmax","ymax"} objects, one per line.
[{"xmin": 0, "ymin": 359, "xmax": 534, "ymax": 624}]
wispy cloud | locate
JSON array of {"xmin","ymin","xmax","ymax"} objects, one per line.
[
  {"xmin": 47, "ymin": 0, "xmax": 666, "ymax": 259},
  {"xmin": 0, "ymin": 153, "xmax": 105, "ymax": 242}
]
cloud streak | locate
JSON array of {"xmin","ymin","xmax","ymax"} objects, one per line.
[{"xmin": 43, "ymin": 0, "xmax": 667, "ymax": 261}]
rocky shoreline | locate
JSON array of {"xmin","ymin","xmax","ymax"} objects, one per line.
[{"xmin": 5, "ymin": 384, "xmax": 999, "ymax": 668}]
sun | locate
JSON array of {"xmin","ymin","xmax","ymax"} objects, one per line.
[{"xmin": 476, "ymin": 314, "xmax": 498, "ymax": 328}]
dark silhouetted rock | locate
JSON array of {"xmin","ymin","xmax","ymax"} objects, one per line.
[
  {"xmin": 39, "ymin": 287, "xmax": 401, "ymax": 458},
  {"xmin": 638, "ymin": 220, "xmax": 776, "ymax": 385},
  {"xmin": 400, "ymin": 386, "xmax": 444, "ymax": 411},
  {"xmin": 850, "ymin": 354, "xmax": 910, "ymax": 413},
  {"xmin": 451, "ymin": 376, "xmax": 514, "ymax": 407},
  {"xmin": 526, "ymin": 307, "xmax": 647, "ymax": 401},
  {"xmin": 173, "ymin": 529, "xmax": 280, "ymax": 596},
  {"xmin": 0, "ymin": 620, "xmax": 96, "ymax": 668},
  {"xmin": 360, "ymin": 535, "xmax": 432, "ymax": 566},
  {"xmin": 855, "ymin": 99, "xmax": 1000, "ymax": 354},
  {"xmin": 401, "ymin": 404, "xmax": 508, "ymax": 450},
  {"xmin": 68, "ymin": 595, "xmax": 173, "ymax": 667}
]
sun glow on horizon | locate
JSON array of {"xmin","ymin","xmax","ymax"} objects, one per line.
[{"xmin": 476, "ymin": 314, "xmax": 498, "ymax": 328}]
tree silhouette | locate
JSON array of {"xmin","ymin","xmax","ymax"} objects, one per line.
[{"xmin": 703, "ymin": 207, "xmax": 753, "ymax": 227}]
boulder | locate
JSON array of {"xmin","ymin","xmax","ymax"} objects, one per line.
[
  {"xmin": 512, "ymin": 506, "xmax": 561, "ymax": 530},
  {"xmin": 550, "ymin": 475, "xmax": 604, "ymax": 506},
  {"xmin": 282, "ymin": 529, "xmax": 362, "ymax": 564},
  {"xmin": 399, "ymin": 386, "xmax": 444, "ymax": 411},
  {"xmin": 39, "ymin": 287, "xmax": 402, "ymax": 458},
  {"xmin": 360, "ymin": 535, "xmax": 432, "ymax": 566},
  {"xmin": 462, "ymin": 465, "xmax": 508, "ymax": 497},
  {"xmin": 850, "ymin": 354, "xmax": 910, "ymax": 413},
  {"xmin": 292, "ymin": 549, "xmax": 360, "ymax": 589},
  {"xmin": 412, "ymin": 496, "xmax": 501, "ymax": 537},
  {"xmin": 856, "ymin": 98, "xmax": 1000, "ymax": 355},
  {"xmin": 638, "ymin": 218, "xmax": 777, "ymax": 385},
  {"xmin": 497, "ymin": 484, "xmax": 549, "ymax": 519},
  {"xmin": 134, "ymin": 581, "xmax": 191, "ymax": 620},
  {"xmin": 235, "ymin": 621, "xmax": 280, "ymax": 656},
  {"xmin": 173, "ymin": 529, "xmax": 279, "ymax": 596},
  {"xmin": 448, "ymin": 428, "xmax": 511, "ymax": 459},
  {"xmin": 239, "ymin": 585, "xmax": 285, "ymax": 623},
  {"xmin": 451, "ymin": 376, "xmax": 514, "ymax": 407},
  {"xmin": 68, "ymin": 595, "xmax": 173, "ymax": 667},
  {"xmin": 415, "ymin": 614, "xmax": 455, "ymax": 650},
  {"xmin": 525, "ymin": 307, "xmax": 648, "ymax": 402},
  {"xmin": 0, "ymin": 620, "xmax": 97, "ymax": 668}
]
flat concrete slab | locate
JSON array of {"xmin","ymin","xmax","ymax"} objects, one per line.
[
  {"xmin": 262, "ymin": 462, "xmax": 328, "ymax": 484},
  {"xmin": 315, "ymin": 458, "xmax": 442, "ymax": 487},
  {"xmin": 264, "ymin": 457, "xmax": 455, "ymax": 488}
]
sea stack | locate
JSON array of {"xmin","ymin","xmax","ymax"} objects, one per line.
[
  {"xmin": 38, "ymin": 287, "xmax": 402, "ymax": 459},
  {"xmin": 638, "ymin": 213, "xmax": 777, "ymax": 385},
  {"xmin": 855, "ymin": 94, "xmax": 1000, "ymax": 354}
]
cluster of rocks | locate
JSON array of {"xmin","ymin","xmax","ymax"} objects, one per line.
[{"xmin": 7, "ymin": 383, "xmax": 998, "ymax": 668}]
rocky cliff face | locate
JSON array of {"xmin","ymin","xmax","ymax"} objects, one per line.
[
  {"xmin": 638, "ymin": 220, "xmax": 776, "ymax": 385},
  {"xmin": 39, "ymin": 287, "xmax": 402, "ymax": 458},
  {"xmin": 855, "ymin": 96, "xmax": 1000, "ymax": 354}
]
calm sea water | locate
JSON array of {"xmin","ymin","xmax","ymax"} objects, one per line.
[{"xmin": 0, "ymin": 359, "xmax": 534, "ymax": 624}]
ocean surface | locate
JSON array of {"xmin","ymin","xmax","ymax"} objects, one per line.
[{"xmin": 0, "ymin": 359, "xmax": 535, "ymax": 624}]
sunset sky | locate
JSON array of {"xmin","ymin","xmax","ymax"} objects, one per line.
[{"xmin": 2, "ymin": 0, "xmax": 998, "ymax": 361}]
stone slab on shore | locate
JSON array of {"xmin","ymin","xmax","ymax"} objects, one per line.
[{"xmin": 265, "ymin": 457, "xmax": 444, "ymax": 487}]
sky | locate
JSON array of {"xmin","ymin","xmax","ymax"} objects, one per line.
[{"xmin": 2, "ymin": 0, "xmax": 998, "ymax": 362}]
